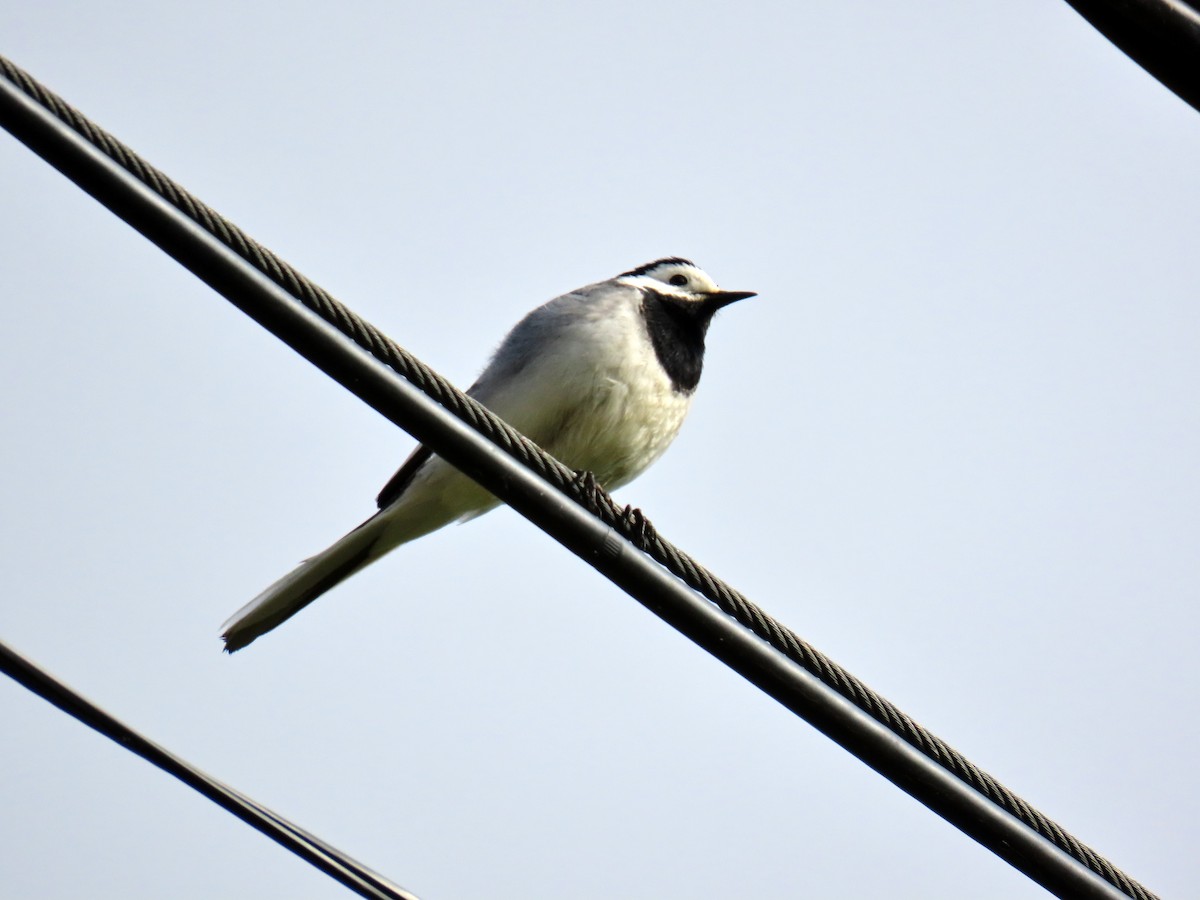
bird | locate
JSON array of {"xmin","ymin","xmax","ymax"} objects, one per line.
[{"xmin": 221, "ymin": 257, "xmax": 755, "ymax": 651}]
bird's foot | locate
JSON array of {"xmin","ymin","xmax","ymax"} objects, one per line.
[
  {"xmin": 570, "ymin": 469, "xmax": 607, "ymax": 509},
  {"xmin": 620, "ymin": 504, "xmax": 658, "ymax": 550}
]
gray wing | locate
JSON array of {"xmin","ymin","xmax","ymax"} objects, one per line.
[{"xmin": 374, "ymin": 281, "xmax": 626, "ymax": 509}]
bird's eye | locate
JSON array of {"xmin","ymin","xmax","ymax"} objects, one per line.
[{"xmin": 669, "ymin": 274, "xmax": 688, "ymax": 286}]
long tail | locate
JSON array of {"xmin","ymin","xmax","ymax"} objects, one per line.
[{"xmin": 222, "ymin": 512, "xmax": 391, "ymax": 653}]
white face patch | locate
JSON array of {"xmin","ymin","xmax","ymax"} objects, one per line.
[{"xmin": 638, "ymin": 261, "xmax": 720, "ymax": 296}]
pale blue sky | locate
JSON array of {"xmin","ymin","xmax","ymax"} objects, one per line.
[{"xmin": 2, "ymin": 3, "xmax": 1197, "ymax": 898}]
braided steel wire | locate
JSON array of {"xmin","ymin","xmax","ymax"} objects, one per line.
[{"xmin": 0, "ymin": 54, "xmax": 1155, "ymax": 900}]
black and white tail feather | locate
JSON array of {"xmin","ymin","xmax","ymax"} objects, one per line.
[{"xmin": 221, "ymin": 258, "xmax": 754, "ymax": 651}]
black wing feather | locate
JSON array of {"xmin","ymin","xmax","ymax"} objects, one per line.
[{"xmin": 375, "ymin": 445, "xmax": 435, "ymax": 509}]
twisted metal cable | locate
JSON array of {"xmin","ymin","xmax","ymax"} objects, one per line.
[{"xmin": 0, "ymin": 54, "xmax": 1154, "ymax": 900}]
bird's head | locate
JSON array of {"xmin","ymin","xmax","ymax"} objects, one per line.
[
  {"xmin": 618, "ymin": 257, "xmax": 756, "ymax": 312},
  {"xmin": 615, "ymin": 257, "xmax": 755, "ymax": 394}
]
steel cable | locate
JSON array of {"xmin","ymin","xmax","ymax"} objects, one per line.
[
  {"xmin": 0, "ymin": 641, "xmax": 421, "ymax": 900},
  {"xmin": 0, "ymin": 53, "xmax": 1155, "ymax": 900}
]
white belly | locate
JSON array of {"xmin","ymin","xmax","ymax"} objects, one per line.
[{"xmin": 547, "ymin": 360, "xmax": 692, "ymax": 489}]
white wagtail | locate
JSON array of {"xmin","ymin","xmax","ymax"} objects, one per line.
[{"xmin": 222, "ymin": 258, "xmax": 754, "ymax": 651}]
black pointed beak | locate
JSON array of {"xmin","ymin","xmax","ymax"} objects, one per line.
[{"xmin": 705, "ymin": 289, "xmax": 756, "ymax": 309}]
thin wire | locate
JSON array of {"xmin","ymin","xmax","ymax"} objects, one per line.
[
  {"xmin": 0, "ymin": 640, "xmax": 420, "ymax": 900},
  {"xmin": 0, "ymin": 53, "xmax": 1158, "ymax": 900}
]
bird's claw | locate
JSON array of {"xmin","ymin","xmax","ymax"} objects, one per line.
[
  {"xmin": 620, "ymin": 504, "xmax": 658, "ymax": 549},
  {"xmin": 571, "ymin": 469, "xmax": 605, "ymax": 507}
]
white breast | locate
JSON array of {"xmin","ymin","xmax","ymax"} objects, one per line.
[{"xmin": 473, "ymin": 281, "xmax": 693, "ymax": 489}]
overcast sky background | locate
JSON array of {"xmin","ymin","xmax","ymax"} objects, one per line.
[{"xmin": 2, "ymin": 3, "xmax": 1197, "ymax": 898}]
